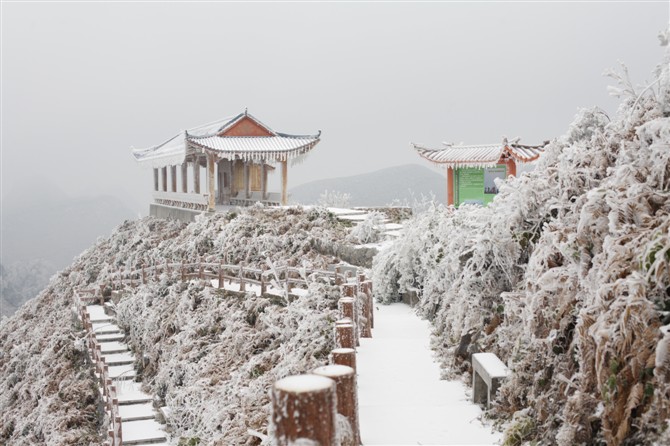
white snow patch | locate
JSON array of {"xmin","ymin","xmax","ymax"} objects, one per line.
[
  {"xmin": 275, "ymin": 374, "xmax": 334, "ymax": 393},
  {"xmin": 357, "ymin": 303, "xmax": 501, "ymax": 445}
]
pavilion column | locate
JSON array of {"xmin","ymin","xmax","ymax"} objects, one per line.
[
  {"xmin": 446, "ymin": 167, "xmax": 454, "ymax": 206},
  {"xmin": 207, "ymin": 153, "xmax": 216, "ymax": 212},
  {"xmin": 506, "ymin": 159, "xmax": 517, "ymax": 177},
  {"xmin": 281, "ymin": 159, "xmax": 288, "ymax": 206},
  {"xmin": 153, "ymin": 168, "xmax": 159, "ymax": 191},
  {"xmin": 260, "ymin": 160, "xmax": 267, "ymax": 200},
  {"xmin": 161, "ymin": 167, "xmax": 167, "ymax": 192},
  {"xmin": 192, "ymin": 159, "xmax": 200, "ymax": 194},
  {"xmin": 170, "ymin": 166, "xmax": 177, "ymax": 192},
  {"xmin": 244, "ymin": 162, "xmax": 251, "ymax": 199},
  {"xmin": 181, "ymin": 162, "xmax": 188, "ymax": 193}
]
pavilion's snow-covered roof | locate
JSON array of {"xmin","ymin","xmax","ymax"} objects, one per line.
[
  {"xmin": 132, "ymin": 112, "xmax": 320, "ymax": 168},
  {"xmin": 412, "ymin": 140, "xmax": 545, "ymax": 169},
  {"xmin": 188, "ymin": 134, "xmax": 320, "ymax": 162}
]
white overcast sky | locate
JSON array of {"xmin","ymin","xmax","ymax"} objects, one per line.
[{"xmin": 2, "ymin": 1, "xmax": 668, "ymax": 211}]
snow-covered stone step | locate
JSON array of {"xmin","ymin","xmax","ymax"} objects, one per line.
[
  {"xmin": 87, "ymin": 305, "xmax": 112, "ymax": 323},
  {"xmin": 95, "ymin": 333, "xmax": 125, "ymax": 342},
  {"xmin": 109, "ymin": 364, "xmax": 137, "ymax": 380},
  {"xmin": 116, "ymin": 382, "xmax": 153, "ymax": 405},
  {"xmin": 121, "ymin": 419, "xmax": 167, "ymax": 445},
  {"xmin": 119, "ymin": 402, "xmax": 156, "ymax": 422},
  {"xmin": 91, "ymin": 322, "xmax": 122, "ymax": 335},
  {"xmin": 102, "ymin": 351, "xmax": 135, "ymax": 366},
  {"xmin": 100, "ymin": 341, "xmax": 129, "ymax": 354}
]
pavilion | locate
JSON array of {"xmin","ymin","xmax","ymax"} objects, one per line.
[
  {"xmin": 132, "ymin": 110, "xmax": 320, "ymax": 219},
  {"xmin": 411, "ymin": 138, "xmax": 545, "ymax": 207}
]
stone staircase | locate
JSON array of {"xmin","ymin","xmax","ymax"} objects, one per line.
[{"xmin": 86, "ymin": 305, "xmax": 169, "ymax": 445}]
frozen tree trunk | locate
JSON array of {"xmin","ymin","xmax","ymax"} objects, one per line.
[
  {"xmin": 336, "ymin": 319, "xmax": 355, "ymax": 350},
  {"xmin": 271, "ymin": 374, "xmax": 337, "ymax": 446},
  {"xmin": 313, "ymin": 365, "xmax": 360, "ymax": 446},
  {"xmin": 331, "ymin": 347, "xmax": 357, "ymax": 372}
]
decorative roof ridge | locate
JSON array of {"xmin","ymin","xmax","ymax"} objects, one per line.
[{"xmin": 215, "ymin": 110, "xmax": 277, "ymax": 136}]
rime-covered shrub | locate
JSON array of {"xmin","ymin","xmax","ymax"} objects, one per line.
[{"xmin": 372, "ymin": 33, "xmax": 670, "ymax": 445}]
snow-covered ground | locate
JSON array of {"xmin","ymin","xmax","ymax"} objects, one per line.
[{"xmin": 357, "ymin": 303, "xmax": 502, "ymax": 445}]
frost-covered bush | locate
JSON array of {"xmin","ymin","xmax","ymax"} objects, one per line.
[
  {"xmin": 372, "ymin": 32, "xmax": 670, "ymax": 445},
  {"xmin": 317, "ymin": 190, "xmax": 351, "ymax": 208},
  {"xmin": 347, "ymin": 211, "xmax": 385, "ymax": 244}
]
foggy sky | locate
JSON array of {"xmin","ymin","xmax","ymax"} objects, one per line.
[{"xmin": 2, "ymin": 1, "xmax": 668, "ymax": 213}]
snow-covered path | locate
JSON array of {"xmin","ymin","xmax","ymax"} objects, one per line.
[{"xmin": 357, "ymin": 303, "xmax": 502, "ymax": 445}]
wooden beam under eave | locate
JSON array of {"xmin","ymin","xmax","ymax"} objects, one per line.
[
  {"xmin": 447, "ymin": 167, "xmax": 455, "ymax": 206},
  {"xmin": 207, "ymin": 153, "xmax": 216, "ymax": 212},
  {"xmin": 281, "ymin": 160, "xmax": 288, "ymax": 206}
]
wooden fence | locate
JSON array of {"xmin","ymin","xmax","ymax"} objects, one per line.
[
  {"xmin": 74, "ymin": 290, "xmax": 123, "ymax": 446},
  {"xmin": 106, "ymin": 259, "xmax": 350, "ymax": 296}
]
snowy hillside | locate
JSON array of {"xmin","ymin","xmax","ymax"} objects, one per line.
[
  {"xmin": 372, "ymin": 34, "xmax": 670, "ymax": 445},
  {"xmin": 0, "ymin": 206, "xmax": 380, "ymax": 445}
]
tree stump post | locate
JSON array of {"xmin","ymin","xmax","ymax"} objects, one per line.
[
  {"xmin": 313, "ymin": 365, "xmax": 360, "ymax": 446},
  {"xmin": 335, "ymin": 319, "xmax": 355, "ymax": 350},
  {"xmin": 271, "ymin": 374, "xmax": 337, "ymax": 446},
  {"xmin": 359, "ymin": 293, "xmax": 372, "ymax": 338},
  {"xmin": 331, "ymin": 347, "xmax": 357, "ymax": 373},
  {"xmin": 198, "ymin": 257, "xmax": 204, "ymax": 279},
  {"xmin": 343, "ymin": 284, "xmax": 356, "ymax": 298},
  {"xmin": 339, "ymin": 297, "xmax": 359, "ymax": 344}
]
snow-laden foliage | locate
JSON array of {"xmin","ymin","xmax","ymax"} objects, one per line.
[
  {"xmin": 1, "ymin": 206, "xmax": 351, "ymax": 445},
  {"xmin": 373, "ymin": 34, "xmax": 670, "ymax": 445},
  {"xmin": 317, "ymin": 190, "xmax": 351, "ymax": 208},
  {"xmin": 347, "ymin": 211, "xmax": 385, "ymax": 244},
  {"xmin": 0, "ymin": 273, "xmax": 104, "ymax": 445}
]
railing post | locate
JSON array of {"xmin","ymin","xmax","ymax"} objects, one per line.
[
  {"xmin": 335, "ymin": 318, "xmax": 356, "ymax": 350},
  {"xmin": 260, "ymin": 265, "xmax": 267, "ymax": 295},
  {"xmin": 331, "ymin": 347, "xmax": 357, "ymax": 373},
  {"xmin": 218, "ymin": 260, "xmax": 224, "ymax": 289},
  {"xmin": 313, "ymin": 365, "xmax": 360, "ymax": 446},
  {"xmin": 198, "ymin": 257, "xmax": 204, "ymax": 280},
  {"xmin": 335, "ymin": 266, "xmax": 342, "ymax": 286},
  {"xmin": 239, "ymin": 263, "xmax": 246, "ymax": 292},
  {"xmin": 166, "ymin": 260, "xmax": 170, "ymax": 276},
  {"xmin": 339, "ymin": 297, "xmax": 358, "ymax": 344},
  {"xmin": 271, "ymin": 375, "xmax": 337, "ymax": 446},
  {"xmin": 142, "ymin": 264, "xmax": 147, "ymax": 285}
]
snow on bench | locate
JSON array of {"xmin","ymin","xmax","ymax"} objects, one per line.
[{"xmin": 472, "ymin": 352, "xmax": 510, "ymax": 409}]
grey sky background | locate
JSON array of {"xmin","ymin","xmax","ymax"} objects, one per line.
[{"xmin": 2, "ymin": 1, "xmax": 668, "ymax": 213}]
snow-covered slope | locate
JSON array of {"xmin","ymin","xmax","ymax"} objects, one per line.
[
  {"xmin": 372, "ymin": 34, "xmax": 670, "ymax": 445},
  {"xmin": 0, "ymin": 206, "xmax": 355, "ymax": 445}
]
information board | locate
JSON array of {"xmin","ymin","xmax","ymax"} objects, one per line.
[{"xmin": 456, "ymin": 165, "xmax": 506, "ymax": 207}]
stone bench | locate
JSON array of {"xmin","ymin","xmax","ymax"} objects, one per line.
[{"xmin": 472, "ymin": 352, "xmax": 510, "ymax": 408}]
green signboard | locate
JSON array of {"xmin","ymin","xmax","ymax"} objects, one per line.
[{"xmin": 455, "ymin": 165, "xmax": 506, "ymax": 207}]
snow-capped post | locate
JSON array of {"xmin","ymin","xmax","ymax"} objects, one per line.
[
  {"xmin": 198, "ymin": 257, "xmax": 204, "ymax": 279},
  {"xmin": 181, "ymin": 261, "xmax": 186, "ymax": 282},
  {"xmin": 359, "ymin": 293, "xmax": 372, "ymax": 339},
  {"xmin": 218, "ymin": 260, "xmax": 224, "ymax": 289},
  {"xmin": 271, "ymin": 374, "xmax": 337, "ymax": 446},
  {"xmin": 339, "ymin": 297, "xmax": 359, "ymax": 343},
  {"xmin": 239, "ymin": 263, "xmax": 246, "ymax": 292},
  {"xmin": 313, "ymin": 365, "xmax": 360, "ymax": 446},
  {"xmin": 260, "ymin": 266, "xmax": 267, "ymax": 295},
  {"xmin": 343, "ymin": 283, "xmax": 356, "ymax": 298},
  {"xmin": 331, "ymin": 347, "xmax": 357, "ymax": 372},
  {"xmin": 336, "ymin": 319, "xmax": 356, "ymax": 350},
  {"xmin": 335, "ymin": 266, "xmax": 342, "ymax": 285}
]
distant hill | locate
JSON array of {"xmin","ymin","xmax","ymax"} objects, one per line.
[{"xmin": 289, "ymin": 164, "xmax": 446, "ymax": 206}]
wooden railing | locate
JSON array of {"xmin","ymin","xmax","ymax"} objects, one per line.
[
  {"xmin": 74, "ymin": 290, "xmax": 123, "ymax": 446},
  {"xmin": 106, "ymin": 259, "xmax": 350, "ymax": 296}
]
